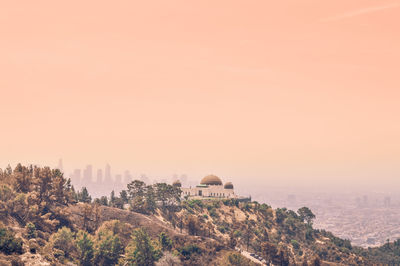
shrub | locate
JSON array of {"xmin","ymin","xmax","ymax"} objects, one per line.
[
  {"xmin": 218, "ymin": 225, "xmax": 229, "ymax": 234},
  {"xmin": 0, "ymin": 226, "xmax": 23, "ymax": 254},
  {"xmin": 291, "ymin": 239, "xmax": 300, "ymax": 250},
  {"xmin": 123, "ymin": 228, "xmax": 161, "ymax": 266},
  {"xmin": 159, "ymin": 232, "xmax": 173, "ymax": 251},
  {"xmin": 94, "ymin": 229, "xmax": 123, "ymax": 266},
  {"xmin": 178, "ymin": 244, "xmax": 202, "ymax": 260},
  {"xmin": 49, "ymin": 227, "xmax": 76, "ymax": 258},
  {"xmin": 209, "ymin": 208, "xmax": 218, "ymax": 218},
  {"xmin": 76, "ymin": 230, "xmax": 94, "ymax": 266},
  {"xmin": 26, "ymin": 222, "xmax": 37, "ymax": 239}
]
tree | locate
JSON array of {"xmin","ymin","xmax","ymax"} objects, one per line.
[
  {"xmin": 120, "ymin": 190, "xmax": 128, "ymax": 204},
  {"xmin": 26, "ymin": 222, "xmax": 37, "ymax": 239},
  {"xmin": 297, "ymin": 207, "xmax": 316, "ymax": 226},
  {"xmin": 99, "ymin": 196, "xmax": 108, "ymax": 206},
  {"xmin": 77, "ymin": 187, "xmax": 92, "ymax": 203},
  {"xmin": 0, "ymin": 225, "xmax": 23, "ymax": 255},
  {"xmin": 49, "ymin": 227, "xmax": 77, "ymax": 259},
  {"xmin": 109, "ymin": 190, "xmax": 116, "ymax": 206},
  {"xmin": 127, "ymin": 180, "xmax": 146, "ymax": 200},
  {"xmin": 261, "ymin": 242, "xmax": 278, "ymax": 264},
  {"xmin": 159, "ymin": 232, "xmax": 173, "ymax": 251},
  {"xmin": 13, "ymin": 163, "xmax": 32, "ymax": 193},
  {"xmin": 75, "ymin": 230, "xmax": 94, "ymax": 266},
  {"xmin": 310, "ymin": 255, "xmax": 321, "ymax": 266},
  {"xmin": 123, "ymin": 228, "xmax": 160, "ymax": 266},
  {"xmin": 154, "ymin": 183, "xmax": 181, "ymax": 208},
  {"xmin": 243, "ymin": 221, "xmax": 252, "ymax": 251},
  {"xmin": 94, "ymin": 229, "xmax": 123, "ymax": 266},
  {"xmin": 127, "ymin": 180, "xmax": 146, "ymax": 213},
  {"xmin": 144, "ymin": 185, "xmax": 156, "ymax": 213},
  {"xmin": 186, "ymin": 215, "xmax": 200, "ymax": 236}
]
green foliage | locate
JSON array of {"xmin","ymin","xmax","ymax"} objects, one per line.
[
  {"xmin": 75, "ymin": 230, "xmax": 94, "ymax": 266},
  {"xmin": 76, "ymin": 187, "xmax": 92, "ymax": 203},
  {"xmin": 94, "ymin": 229, "xmax": 123, "ymax": 266},
  {"xmin": 119, "ymin": 190, "xmax": 128, "ymax": 204},
  {"xmin": 0, "ymin": 225, "xmax": 23, "ymax": 254},
  {"xmin": 26, "ymin": 222, "xmax": 37, "ymax": 239},
  {"xmin": 159, "ymin": 232, "xmax": 173, "ymax": 251},
  {"xmin": 320, "ymin": 230, "xmax": 351, "ymax": 250},
  {"xmin": 144, "ymin": 185, "xmax": 157, "ymax": 213},
  {"xmin": 359, "ymin": 238, "xmax": 400, "ymax": 264},
  {"xmin": 291, "ymin": 239, "xmax": 300, "ymax": 250},
  {"xmin": 127, "ymin": 181, "xmax": 160, "ymax": 214},
  {"xmin": 218, "ymin": 225, "xmax": 229, "ymax": 234},
  {"xmin": 222, "ymin": 198, "xmax": 240, "ymax": 207},
  {"xmin": 178, "ymin": 244, "xmax": 202, "ymax": 260},
  {"xmin": 305, "ymin": 226, "xmax": 314, "ymax": 241},
  {"xmin": 209, "ymin": 207, "xmax": 218, "ymax": 218},
  {"xmin": 275, "ymin": 208, "xmax": 287, "ymax": 224},
  {"xmin": 49, "ymin": 227, "xmax": 77, "ymax": 258},
  {"xmin": 123, "ymin": 228, "xmax": 161, "ymax": 266},
  {"xmin": 99, "ymin": 196, "xmax": 109, "ymax": 206},
  {"xmin": 187, "ymin": 199, "xmax": 204, "ymax": 209},
  {"xmin": 233, "ymin": 230, "xmax": 242, "ymax": 238},
  {"xmin": 227, "ymin": 252, "xmax": 253, "ymax": 265},
  {"xmin": 297, "ymin": 207, "xmax": 315, "ymax": 226},
  {"xmin": 154, "ymin": 182, "xmax": 181, "ymax": 208},
  {"xmin": 0, "ymin": 184, "xmax": 14, "ymax": 202}
]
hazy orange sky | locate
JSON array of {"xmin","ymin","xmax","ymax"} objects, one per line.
[{"xmin": 1, "ymin": 1, "xmax": 399, "ymax": 189}]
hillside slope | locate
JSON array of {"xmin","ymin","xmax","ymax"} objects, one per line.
[{"xmin": 0, "ymin": 164, "xmax": 396, "ymax": 265}]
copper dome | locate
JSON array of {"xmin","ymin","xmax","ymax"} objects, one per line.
[
  {"xmin": 172, "ymin": 180, "xmax": 182, "ymax": 187},
  {"xmin": 200, "ymin": 175, "xmax": 223, "ymax": 186},
  {"xmin": 224, "ymin": 182, "xmax": 234, "ymax": 189}
]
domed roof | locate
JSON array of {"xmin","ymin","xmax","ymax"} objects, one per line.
[
  {"xmin": 200, "ymin": 175, "xmax": 223, "ymax": 186},
  {"xmin": 172, "ymin": 180, "xmax": 181, "ymax": 187},
  {"xmin": 224, "ymin": 182, "xmax": 234, "ymax": 189}
]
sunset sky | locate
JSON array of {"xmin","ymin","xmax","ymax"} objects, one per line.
[{"xmin": 1, "ymin": 1, "xmax": 399, "ymax": 190}]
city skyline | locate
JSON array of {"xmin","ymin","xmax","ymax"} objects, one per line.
[{"xmin": 1, "ymin": 0, "xmax": 399, "ymax": 191}]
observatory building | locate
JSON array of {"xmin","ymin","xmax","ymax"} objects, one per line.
[{"xmin": 172, "ymin": 174, "xmax": 247, "ymax": 200}]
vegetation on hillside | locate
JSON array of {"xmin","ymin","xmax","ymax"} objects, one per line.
[{"xmin": 0, "ymin": 164, "xmax": 399, "ymax": 265}]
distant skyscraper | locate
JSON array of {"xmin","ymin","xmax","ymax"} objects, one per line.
[
  {"xmin": 105, "ymin": 164, "xmax": 111, "ymax": 180},
  {"xmin": 96, "ymin": 169, "xmax": 103, "ymax": 183},
  {"xmin": 83, "ymin": 165, "xmax": 93, "ymax": 182}
]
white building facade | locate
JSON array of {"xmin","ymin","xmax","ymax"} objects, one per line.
[{"xmin": 173, "ymin": 174, "xmax": 237, "ymax": 199}]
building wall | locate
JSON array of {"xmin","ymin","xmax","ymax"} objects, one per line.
[{"xmin": 181, "ymin": 185, "xmax": 235, "ymax": 198}]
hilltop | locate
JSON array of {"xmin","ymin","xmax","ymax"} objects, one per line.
[{"xmin": 0, "ymin": 164, "xmax": 397, "ymax": 265}]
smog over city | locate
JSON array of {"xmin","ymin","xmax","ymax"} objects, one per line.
[{"xmin": 1, "ymin": 1, "xmax": 399, "ymax": 265}]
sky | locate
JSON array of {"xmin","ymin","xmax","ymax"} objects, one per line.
[{"xmin": 1, "ymin": 0, "xmax": 399, "ymax": 190}]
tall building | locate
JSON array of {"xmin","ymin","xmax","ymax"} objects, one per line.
[
  {"xmin": 83, "ymin": 165, "xmax": 93, "ymax": 183},
  {"xmin": 96, "ymin": 169, "xmax": 103, "ymax": 183},
  {"xmin": 105, "ymin": 164, "xmax": 112, "ymax": 181},
  {"xmin": 176, "ymin": 174, "xmax": 250, "ymax": 201}
]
